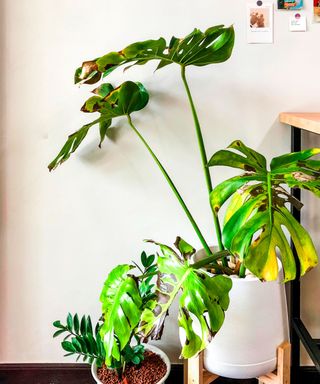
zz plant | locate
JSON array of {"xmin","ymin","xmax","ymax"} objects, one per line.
[{"xmin": 50, "ymin": 25, "xmax": 320, "ymax": 365}]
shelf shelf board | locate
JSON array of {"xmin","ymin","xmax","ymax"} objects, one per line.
[{"xmin": 279, "ymin": 112, "xmax": 320, "ymax": 135}]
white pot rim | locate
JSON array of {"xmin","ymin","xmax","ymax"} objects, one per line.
[{"xmin": 91, "ymin": 343, "xmax": 171, "ymax": 384}]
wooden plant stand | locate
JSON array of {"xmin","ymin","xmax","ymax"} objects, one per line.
[{"xmin": 184, "ymin": 342, "xmax": 291, "ymax": 384}]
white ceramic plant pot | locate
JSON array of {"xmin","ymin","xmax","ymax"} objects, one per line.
[
  {"xmin": 185, "ymin": 249, "xmax": 289, "ymax": 379},
  {"xmin": 91, "ymin": 344, "xmax": 171, "ymax": 384}
]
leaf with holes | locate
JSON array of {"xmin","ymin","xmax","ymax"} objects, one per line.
[
  {"xmin": 99, "ymin": 264, "xmax": 142, "ymax": 366},
  {"xmin": 139, "ymin": 239, "xmax": 232, "ymax": 359},
  {"xmin": 74, "ymin": 25, "xmax": 235, "ymax": 84},
  {"xmin": 208, "ymin": 140, "xmax": 319, "ymax": 281}
]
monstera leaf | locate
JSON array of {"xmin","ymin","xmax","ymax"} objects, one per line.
[
  {"xmin": 139, "ymin": 239, "xmax": 232, "ymax": 359},
  {"xmin": 74, "ymin": 25, "xmax": 235, "ymax": 84},
  {"xmin": 208, "ymin": 140, "xmax": 320, "ymax": 282},
  {"xmin": 48, "ymin": 81, "xmax": 149, "ymax": 171},
  {"xmin": 99, "ymin": 264, "xmax": 142, "ymax": 367}
]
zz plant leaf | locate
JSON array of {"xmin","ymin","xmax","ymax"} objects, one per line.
[
  {"xmin": 53, "ymin": 314, "xmax": 105, "ymax": 367},
  {"xmin": 139, "ymin": 238, "xmax": 232, "ymax": 359},
  {"xmin": 208, "ymin": 140, "xmax": 320, "ymax": 282},
  {"xmin": 74, "ymin": 25, "xmax": 235, "ymax": 84}
]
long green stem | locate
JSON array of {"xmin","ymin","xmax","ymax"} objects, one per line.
[
  {"xmin": 180, "ymin": 66, "xmax": 227, "ymax": 265},
  {"xmin": 267, "ymin": 172, "xmax": 273, "ymax": 226},
  {"xmin": 191, "ymin": 250, "xmax": 229, "ymax": 270},
  {"xmin": 127, "ymin": 115, "xmax": 212, "ymax": 258},
  {"xmin": 239, "ymin": 263, "xmax": 246, "ymax": 278}
]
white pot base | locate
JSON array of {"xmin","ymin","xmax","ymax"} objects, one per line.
[{"xmin": 204, "ymin": 355, "xmax": 276, "ymax": 379}]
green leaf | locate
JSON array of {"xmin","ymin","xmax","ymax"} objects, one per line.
[
  {"xmin": 86, "ymin": 316, "xmax": 93, "ymax": 335},
  {"xmin": 140, "ymin": 240, "xmax": 232, "ymax": 359},
  {"xmin": 174, "ymin": 237, "xmax": 195, "ymax": 260},
  {"xmin": 132, "ymin": 355, "xmax": 141, "ymax": 364},
  {"xmin": 73, "ymin": 314, "xmax": 79, "ymax": 334},
  {"xmin": 80, "ymin": 315, "xmax": 87, "ymax": 335},
  {"xmin": 53, "ymin": 320, "xmax": 64, "ymax": 329},
  {"xmin": 53, "ymin": 329, "xmax": 66, "ymax": 338},
  {"xmin": 210, "ymin": 174, "xmax": 264, "ymax": 213},
  {"xmin": 67, "ymin": 313, "xmax": 73, "ymax": 332},
  {"xmin": 270, "ymin": 148, "xmax": 320, "ymax": 170},
  {"xmin": 99, "ymin": 264, "xmax": 142, "ymax": 367},
  {"xmin": 48, "ymin": 119, "xmax": 100, "ymax": 171},
  {"xmin": 48, "ymin": 81, "xmax": 149, "ymax": 171},
  {"xmin": 71, "ymin": 337, "xmax": 82, "ymax": 352},
  {"xmin": 99, "ymin": 119, "xmax": 111, "ymax": 148},
  {"xmin": 141, "ymin": 251, "xmax": 148, "ymax": 268},
  {"xmin": 210, "ymin": 141, "xmax": 320, "ymax": 281},
  {"xmin": 208, "ymin": 140, "xmax": 267, "ymax": 173},
  {"xmin": 74, "ymin": 25, "xmax": 235, "ymax": 84},
  {"xmin": 61, "ymin": 341, "xmax": 76, "ymax": 353},
  {"xmin": 92, "ymin": 83, "xmax": 114, "ymax": 97}
]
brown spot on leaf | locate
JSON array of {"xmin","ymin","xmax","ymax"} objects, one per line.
[
  {"xmin": 292, "ymin": 172, "xmax": 316, "ymax": 182},
  {"xmin": 244, "ymin": 165, "xmax": 256, "ymax": 172},
  {"xmin": 80, "ymin": 61, "xmax": 98, "ymax": 79}
]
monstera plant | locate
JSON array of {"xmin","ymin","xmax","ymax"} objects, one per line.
[{"xmin": 50, "ymin": 25, "xmax": 320, "ymax": 380}]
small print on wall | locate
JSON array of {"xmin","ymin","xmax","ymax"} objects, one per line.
[
  {"xmin": 247, "ymin": 2, "xmax": 273, "ymax": 44},
  {"xmin": 278, "ymin": 0, "xmax": 303, "ymax": 10},
  {"xmin": 289, "ymin": 12, "xmax": 307, "ymax": 31},
  {"xmin": 314, "ymin": 0, "xmax": 320, "ymax": 22}
]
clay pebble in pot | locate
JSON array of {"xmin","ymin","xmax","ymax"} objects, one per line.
[{"xmin": 91, "ymin": 344, "xmax": 171, "ymax": 384}]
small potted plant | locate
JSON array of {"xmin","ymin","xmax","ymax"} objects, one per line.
[
  {"xmin": 49, "ymin": 26, "xmax": 320, "ymax": 379},
  {"xmin": 53, "ymin": 251, "xmax": 172, "ymax": 384}
]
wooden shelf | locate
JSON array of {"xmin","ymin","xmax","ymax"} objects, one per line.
[{"xmin": 279, "ymin": 113, "xmax": 320, "ymax": 135}]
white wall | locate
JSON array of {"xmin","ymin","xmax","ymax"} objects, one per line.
[{"xmin": 0, "ymin": 0, "xmax": 319, "ymax": 364}]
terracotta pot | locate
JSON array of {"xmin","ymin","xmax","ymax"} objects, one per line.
[{"xmin": 91, "ymin": 344, "xmax": 171, "ymax": 384}]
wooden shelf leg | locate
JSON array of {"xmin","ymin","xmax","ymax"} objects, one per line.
[
  {"xmin": 184, "ymin": 353, "xmax": 204, "ymax": 384},
  {"xmin": 277, "ymin": 341, "xmax": 291, "ymax": 384},
  {"xmin": 184, "ymin": 342, "xmax": 290, "ymax": 384},
  {"xmin": 258, "ymin": 342, "xmax": 291, "ymax": 384},
  {"xmin": 184, "ymin": 352, "xmax": 219, "ymax": 384}
]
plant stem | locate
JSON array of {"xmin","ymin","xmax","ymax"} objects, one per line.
[
  {"xmin": 267, "ymin": 172, "xmax": 273, "ymax": 226},
  {"xmin": 127, "ymin": 115, "xmax": 212, "ymax": 258},
  {"xmin": 180, "ymin": 66, "xmax": 227, "ymax": 266},
  {"xmin": 239, "ymin": 263, "xmax": 246, "ymax": 278},
  {"xmin": 191, "ymin": 250, "xmax": 229, "ymax": 269}
]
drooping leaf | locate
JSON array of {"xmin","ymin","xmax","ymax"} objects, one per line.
[
  {"xmin": 48, "ymin": 81, "xmax": 149, "ymax": 171},
  {"xmin": 139, "ymin": 239, "xmax": 232, "ymax": 359},
  {"xmin": 209, "ymin": 141, "xmax": 320, "ymax": 281},
  {"xmin": 74, "ymin": 26, "xmax": 235, "ymax": 84},
  {"xmin": 99, "ymin": 264, "xmax": 143, "ymax": 367}
]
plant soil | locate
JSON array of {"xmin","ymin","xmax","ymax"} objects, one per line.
[{"xmin": 97, "ymin": 350, "xmax": 167, "ymax": 384}]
